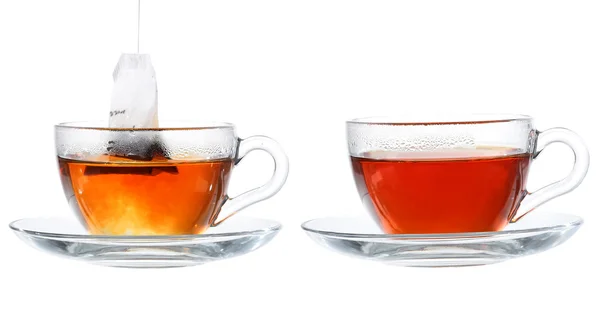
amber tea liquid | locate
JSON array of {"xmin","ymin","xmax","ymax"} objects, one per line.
[
  {"xmin": 58, "ymin": 155, "xmax": 234, "ymax": 235},
  {"xmin": 351, "ymin": 148, "xmax": 531, "ymax": 234}
]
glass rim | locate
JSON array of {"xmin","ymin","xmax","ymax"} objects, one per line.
[
  {"xmin": 347, "ymin": 113, "xmax": 532, "ymax": 126},
  {"xmin": 55, "ymin": 120, "xmax": 236, "ymax": 131}
]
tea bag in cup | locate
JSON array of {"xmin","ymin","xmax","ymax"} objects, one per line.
[
  {"xmin": 86, "ymin": 53, "xmax": 177, "ymax": 177},
  {"xmin": 105, "ymin": 53, "xmax": 168, "ymax": 162}
]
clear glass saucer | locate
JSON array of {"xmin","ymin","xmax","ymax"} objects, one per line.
[
  {"xmin": 10, "ymin": 216, "xmax": 281, "ymax": 268},
  {"xmin": 302, "ymin": 211, "xmax": 583, "ymax": 267}
]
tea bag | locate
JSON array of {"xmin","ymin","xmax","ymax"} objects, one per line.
[
  {"xmin": 109, "ymin": 53, "xmax": 158, "ymax": 128},
  {"xmin": 86, "ymin": 54, "xmax": 177, "ymax": 176},
  {"xmin": 105, "ymin": 53, "xmax": 168, "ymax": 162}
]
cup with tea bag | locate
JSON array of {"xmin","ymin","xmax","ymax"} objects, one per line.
[{"xmin": 55, "ymin": 54, "xmax": 289, "ymax": 236}]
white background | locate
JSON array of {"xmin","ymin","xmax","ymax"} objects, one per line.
[{"xmin": 0, "ymin": 0, "xmax": 598, "ymax": 332}]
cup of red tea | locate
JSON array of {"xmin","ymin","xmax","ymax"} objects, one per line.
[
  {"xmin": 55, "ymin": 121, "xmax": 289, "ymax": 236},
  {"xmin": 347, "ymin": 114, "xmax": 589, "ymax": 234}
]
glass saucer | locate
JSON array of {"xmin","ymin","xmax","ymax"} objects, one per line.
[
  {"xmin": 10, "ymin": 216, "xmax": 281, "ymax": 268},
  {"xmin": 302, "ymin": 211, "xmax": 583, "ymax": 267}
]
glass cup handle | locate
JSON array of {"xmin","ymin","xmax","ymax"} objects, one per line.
[
  {"xmin": 512, "ymin": 128, "xmax": 589, "ymax": 222},
  {"xmin": 212, "ymin": 135, "xmax": 289, "ymax": 226}
]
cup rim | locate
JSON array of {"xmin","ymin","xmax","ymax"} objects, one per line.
[
  {"xmin": 347, "ymin": 113, "xmax": 532, "ymax": 126},
  {"xmin": 55, "ymin": 120, "xmax": 236, "ymax": 131}
]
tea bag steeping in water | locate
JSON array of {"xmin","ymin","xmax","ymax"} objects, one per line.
[{"xmin": 105, "ymin": 53, "xmax": 168, "ymax": 162}]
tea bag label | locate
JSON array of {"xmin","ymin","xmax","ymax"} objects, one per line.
[{"xmin": 109, "ymin": 53, "xmax": 158, "ymax": 128}]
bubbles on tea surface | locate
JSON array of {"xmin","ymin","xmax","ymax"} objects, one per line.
[
  {"xmin": 347, "ymin": 121, "xmax": 488, "ymax": 159},
  {"xmin": 162, "ymin": 145, "xmax": 236, "ymax": 161},
  {"xmin": 369, "ymin": 133, "xmax": 476, "ymax": 153}
]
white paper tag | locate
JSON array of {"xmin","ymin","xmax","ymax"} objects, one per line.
[{"xmin": 109, "ymin": 53, "xmax": 158, "ymax": 128}]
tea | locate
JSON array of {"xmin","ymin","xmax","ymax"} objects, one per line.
[
  {"xmin": 58, "ymin": 155, "xmax": 234, "ymax": 235},
  {"xmin": 351, "ymin": 148, "xmax": 531, "ymax": 233}
]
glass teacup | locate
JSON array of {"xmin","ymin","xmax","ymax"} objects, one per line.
[
  {"xmin": 347, "ymin": 114, "xmax": 589, "ymax": 234},
  {"xmin": 55, "ymin": 121, "xmax": 289, "ymax": 236}
]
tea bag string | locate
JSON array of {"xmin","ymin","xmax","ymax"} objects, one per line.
[{"xmin": 137, "ymin": 0, "xmax": 141, "ymax": 53}]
